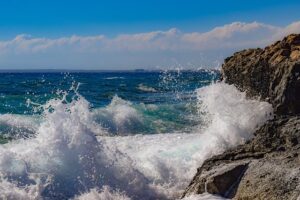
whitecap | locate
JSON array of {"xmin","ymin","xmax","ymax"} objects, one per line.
[
  {"xmin": 104, "ymin": 77, "xmax": 125, "ymax": 80},
  {"xmin": 137, "ymin": 84, "xmax": 157, "ymax": 92}
]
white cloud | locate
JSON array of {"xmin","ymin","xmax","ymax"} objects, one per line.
[
  {"xmin": 273, "ymin": 21, "xmax": 300, "ymax": 39},
  {"xmin": 0, "ymin": 21, "xmax": 299, "ymax": 69},
  {"xmin": 181, "ymin": 22, "xmax": 280, "ymax": 49}
]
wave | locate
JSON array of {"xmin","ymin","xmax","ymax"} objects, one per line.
[
  {"xmin": 137, "ymin": 84, "xmax": 157, "ymax": 92},
  {"xmin": 73, "ymin": 189, "xmax": 227, "ymax": 200},
  {"xmin": 74, "ymin": 186, "xmax": 131, "ymax": 200},
  {"xmin": 93, "ymin": 95, "xmax": 198, "ymax": 135},
  {"xmin": 93, "ymin": 96, "xmax": 144, "ymax": 135},
  {"xmin": 0, "ymin": 114, "xmax": 40, "ymax": 139},
  {"xmin": 104, "ymin": 77, "xmax": 125, "ymax": 80},
  {"xmin": 0, "ymin": 82, "xmax": 273, "ymax": 199}
]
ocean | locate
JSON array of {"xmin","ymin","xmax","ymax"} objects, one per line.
[{"xmin": 0, "ymin": 70, "xmax": 273, "ymax": 199}]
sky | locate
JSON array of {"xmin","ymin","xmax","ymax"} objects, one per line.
[{"xmin": 0, "ymin": 0, "xmax": 300, "ymax": 69}]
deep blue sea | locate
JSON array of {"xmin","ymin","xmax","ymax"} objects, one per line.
[{"xmin": 0, "ymin": 70, "xmax": 273, "ymax": 200}]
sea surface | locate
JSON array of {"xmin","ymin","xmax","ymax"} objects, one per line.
[{"xmin": 0, "ymin": 70, "xmax": 273, "ymax": 200}]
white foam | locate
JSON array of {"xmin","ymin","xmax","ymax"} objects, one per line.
[
  {"xmin": 73, "ymin": 186, "xmax": 130, "ymax": 200},
  {"xmin": 181, "ymin": 193, "xmax": 228, "ymax": 200},
  {"xmin": 104, "ymin": 77, "xmax": 125, "ymax": 80},
  {"xmin": 93, "ymin": 95, "xmax": 143, "ymax": 134},
  {"xmin": 0, "ymin": 114, "xmax": 40, "ymax": 138},
  {"xmin": 0, "ymin": 82, "xmax": 273, "ymax": 199},
  {"xmin": 137, "ymin": 84, "xmax": 157, "ymax": 92}
]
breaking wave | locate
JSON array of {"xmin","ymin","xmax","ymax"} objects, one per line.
[
  {"xmin": 0, "ymin": 82, "xmax": 273, "ymax": 199},
  {"xmin": 137, "ymin": 84, "xmax": 157, "ymax": 92}
]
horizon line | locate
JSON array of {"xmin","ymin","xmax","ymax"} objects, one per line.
[{"xmin": 0, "ymin": 68, "xmax": 220, "ymax": 73}]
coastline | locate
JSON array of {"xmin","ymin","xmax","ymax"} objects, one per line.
[{"xmin": 182, "ymin": 34, "xmax": 300, "ymax": 199}]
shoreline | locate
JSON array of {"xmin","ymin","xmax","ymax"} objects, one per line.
[{"xmin": 182, "ymin": 34, "xmax": 300, "ymax": 199}]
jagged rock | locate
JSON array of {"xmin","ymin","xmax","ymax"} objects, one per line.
[
  {"xmin": 182, "ymin": 34, "xmax": 300, "ymax": 200},
  {"xmin": 183, "ymin": 162, "xmax": 248, "ymax": 198},
  {"xmin": 222, "ymin": 34, "xmax": 300, "ymax": 115},
  {"xmin": 183, "ymin": 116, "xmax": 300, "ymax": 199}
]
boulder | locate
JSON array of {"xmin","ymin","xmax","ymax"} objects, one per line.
[{"xmin": 183, "ymin": 162, "xmax": 248, "ymax": 198}]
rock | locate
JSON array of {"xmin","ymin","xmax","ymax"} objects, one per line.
[
  {"xmin": 183, "ymin": 117, "xmax": 300, "ymax": 199},
  {"xmin": 182, "ymin": 34, "xmax": 300, "ymax": 199},
  {"xmin": 221, "ymin": 34, "xmax": 300, "ymax": 115},
  {"xmin": 235, "ymin": 151, "xmax": 300, "ymax": 200},
  {"xmin": 183, "ymin": 162, "xmax": 248, "ymax": 198}
]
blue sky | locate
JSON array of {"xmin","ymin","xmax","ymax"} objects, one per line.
[
  {"xmin": 1, "ymin": 0, "xmax": 300, "ymax": 37},
  {"xmin": 0, "ymin": 0, "xmax": 300, "ymax": 69}
]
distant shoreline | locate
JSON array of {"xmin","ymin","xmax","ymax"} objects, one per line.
[{"xmin": 0, "ymin": 68, "xmax": 220, "ymax": 73}]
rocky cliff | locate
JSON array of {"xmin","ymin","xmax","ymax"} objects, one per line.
[
  {"xmin": 222, "ymin": 34, "xmax": 300, "ymax": 116},
  {"xmin": 182, "ymin": 34, "xmax": 300, "ymax": 199}
]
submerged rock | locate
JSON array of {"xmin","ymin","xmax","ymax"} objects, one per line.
[{"xmin": 183, "ymin": 34, "xmax": 300, "ymax": 200}]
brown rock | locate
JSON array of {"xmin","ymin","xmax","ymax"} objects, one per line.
[
  {"xmin": 222, "ymin": 34, "xmax": 300, "ymax": 115},
  {"xmin": 290, "ymin": 50, "xmax": 300, "ymax": 60},
  {"xmin": 182, "ymin": 34, "xmax": 300, "ymax": 200}
]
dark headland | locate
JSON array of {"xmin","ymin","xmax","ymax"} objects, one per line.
[{"xmin": 182, "ymin": 34, "xmax": 300, "ymax": 199}]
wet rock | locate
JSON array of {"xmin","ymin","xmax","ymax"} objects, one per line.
[
  {"xmin": 183, "ymin": 117, "xmax": 300, "ymax": 199},
  {"xmin": 183, "ymin": 34, "xmax": 300, "ymax": 200},
  {"xmin": 183, "ymin": 162, "xmax": 248, "ymax": 198}
]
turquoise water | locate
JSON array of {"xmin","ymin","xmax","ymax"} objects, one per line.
[{"xmin": 0, "ymin": 70, "xmax": 219, "ymax": 136}]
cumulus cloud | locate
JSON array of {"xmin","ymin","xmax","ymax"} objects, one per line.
[{"xmin": 0, "ymin": 21, "xmax": 299, "ymax": 69}]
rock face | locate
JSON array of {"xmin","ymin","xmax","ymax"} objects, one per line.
[
  {"xmin": 184, "ymin": 161, "xmax": 249, "ymax": 198},
  {"xmin": 182, "ymin": 34, "xmax": 300, "ymax": 199},
  {"xmin": 222, "ymin": 34, "xmax": 300, "ymax": 115}
]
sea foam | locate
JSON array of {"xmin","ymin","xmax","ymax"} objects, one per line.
[{"xmin": 0, "ymin": 82, "xmax": 273, "ymax": 199}]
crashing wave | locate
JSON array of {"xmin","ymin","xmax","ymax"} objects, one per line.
[{"xmin": 0, "ymin": 82, "xmax": 273, "ymax": 199}]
